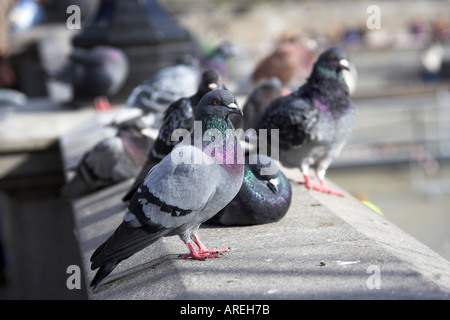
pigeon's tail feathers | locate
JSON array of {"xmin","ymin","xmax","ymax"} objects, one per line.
[
  {"xmin": 90, "ymin": 222, "xmax": 167, "ymax": 288},
  {"xmin": 90, "ymin": 260, "xmax": 122, "ymax": 290}
]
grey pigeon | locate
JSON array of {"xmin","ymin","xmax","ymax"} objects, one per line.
[
  {"xmin": 47, "ymin": 45, "xmax": 129, "ymax": 107},
  {"xmin": 126, "ymin": 64, "xmax": 199, "ymax": 128},
  {"xmin": 59, "ymin": 118, "xmax": 154, "ymax": 199},
  {"xmin": 122, "ymin": 69, "xmax": 226, "ymax": 202},
  {"xmin": 89, "ymin": 89, "xmax": 244, "ymax": 289},
  {"xmin": 256, "ymin": 47, "xmax": 355, "ymax": 196},
  {"xmin": 240, "ymin": 77, "xmax": 283, "ymax": 131},
  {"xmin": 207, "ymin": 154, "xmax": 292, "ymax": 226}
]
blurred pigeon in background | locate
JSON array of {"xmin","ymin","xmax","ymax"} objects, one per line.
[
  {"xmin": 59, "ymin": 116, "xmax": 154, "ymax": 199},
  {"xmin": 207, "ymin": 154, "xmax": 292, "ymax": 226},
  {"xmin": 46, "ymin": 45, "xmax": 129, "ymax": 109},
  {"xmin": 238, "ymin": 31, "xmax": 316, "ymax": 94},
  {"xmin": 198, "ymin": 40, "xmax": 238, "ymax": 78},
  {"xmin": 256, "ymin": 47, "xmax": 355, "ymax": 196},
  {"xmin": 122, "ymin": 69, "xmax": 226, "ymax": 201},
  {"xmin": 125, "ymin": 40, "xmax": 236, "ymax": 129},
  {"xmin": 239, "ymin": 77, "xmax": 283, "ymax": 131},
  {"xmin": 126, "ymin": 64, "xmax": 199, "ymax": 128},
  {"xmin": 89, "ymin": 89, "xmax": 244, "ymax": 289}
]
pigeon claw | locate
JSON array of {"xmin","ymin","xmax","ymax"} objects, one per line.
[
  {"xmin": 179, "ymin": 251, "xmax": 221, "ymax": 260},
  {"xmin": 180, "ymin": 242, "xmax": 227, "ymax": 260},
  {"xmin": 310, "ymin": 184, "xmax": 344, "ymax": 197},
  {"xmin": 299, "ymin": 175, "xmax": 344, "ymax": 197},
  {"xmin": 199, "ymin": 247, "xmax": 229, "ymax": 254}
]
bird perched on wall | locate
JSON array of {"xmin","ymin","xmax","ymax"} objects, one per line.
[
  {"xmin": 89, "ymin": 89, "xmax": 244, "ymax": 289},
  {"xmin": 239, "ymin": 77, "xmax": 283, "ymax": 131},
  {"xmin": 256, "ymin": 47, "xmax": 355, "ymax": 196},
  {"xmin": 126, "ymin": 63, "xmax": 199, "ymax": 128},
  {"xmin": 46, "ymin": 45, "xmax": 129, "ymax": 109},
  {"xmin": 59, "ymin": 116, "xmax": 154, "ymax": 199},
  {"xmin": 122, "ymin": 69, "xmax": 226, "ymax": 202},
  {"xmin": 207, "ymin": 154, "xmax": 292, "ymax": 226}
]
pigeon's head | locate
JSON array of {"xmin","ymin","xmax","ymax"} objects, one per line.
[
  {"xmin": 197, "ymin": 89, "xmax": 243, "ymax": 120},
  {"xmin": 314, "ymin": 47, "xmax": 350, "ymax": 75},
  {"xmin": 199, "ymin": 69, "xmax": 223, "ymax": 91}
]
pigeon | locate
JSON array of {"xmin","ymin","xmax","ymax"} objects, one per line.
[
  {"xmin": 255, "ymin": 47, "xmax": 355, "ymax": 196},
  {"xmin": 59, "ymin": 117, "xmax": 154, "ymax": 199},
  {"xmin": 198, "ymin": 40, "xmax": 238, "ymax": 77},
  {"xmin": 240, "ymin": 77, "xmax": 283, "ymax": 131},
  {"xmin": 122, "ymin": 69, "xmax": 226, "ymax": 202},
  {"xmin": 126, "ymin": 64, "xmax": 199, "ymax": 128},
  {"xmin": 89, "ymin": 89, "xmax": 244, "ymax": 289},
  {"xmin": 207, "ymin": 154, "xmax": 292, "ymax": 226},
  {"xmin": 46, "ymin": 45, "xmax": 129, "ymax": 108},
  {"xmin": 251, "ymin": 32, "xmax": 316, "ymax": 87}
]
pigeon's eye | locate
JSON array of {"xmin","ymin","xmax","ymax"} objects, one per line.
[
  {"xmin": 327, "ymin": 54, "xmax": 335, "ymax": 61},
  {"xmin": 213, "ymin": 99, "xmax": 220, "ymax": 105}
]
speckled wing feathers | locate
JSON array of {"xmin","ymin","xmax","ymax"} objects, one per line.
[{"xmin": 257, "ymin": 93, "xmax": 318, "ymax": 150}]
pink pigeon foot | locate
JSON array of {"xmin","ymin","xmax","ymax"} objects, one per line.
[{"xmin": 299, "ymin": 174, "xmax": 344, "ymax": 197}]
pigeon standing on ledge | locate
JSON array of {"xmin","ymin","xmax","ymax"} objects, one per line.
[
  {"xmin": 256, "ymin": 47, "xmax": 355, "ymax": 196},
  {"xmin": 207, "ymin": 154, "xmax": 292, "ymax": 226},
  {"xmin": 122, "ymin": 69, "xmax": 226, "ymax": 201},
  {"xmin": 90, "ymin": 90, "xmax": 244, "ymax": 289}
]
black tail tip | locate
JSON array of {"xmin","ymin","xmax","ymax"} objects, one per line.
[{"xmin": 89, "ymin": 260, "xmax": 121, "ymax": 291}]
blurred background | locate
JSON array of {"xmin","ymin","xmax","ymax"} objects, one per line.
[{"xmin": 0, "ymin": 0, "xmax": 449, "ymax": 299}]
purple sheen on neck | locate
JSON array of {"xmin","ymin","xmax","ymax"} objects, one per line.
[
  {"xmin": 203, "ymin": 137, "xmax": 244, "ymax": 174},
  {"xmin": 314, "ymin": 98, "xmax": 332, "ymax": 116}
]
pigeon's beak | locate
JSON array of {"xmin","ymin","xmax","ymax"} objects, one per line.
[
  {"xmin": 140, "ymin": 128, "xmax": 154, "ymax": 138},
  {"xmin": 339, "ymin": 59, "xmax": 350, "ymax": 71},
  {"xmin": 227, "ymin": 102, "xmax": 243, "ymax": 116},
  {"xmin": 208, "ymin": 83, "xmax": 218, "ymax": 90}
]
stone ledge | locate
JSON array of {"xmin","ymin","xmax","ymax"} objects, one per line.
[
  {"xmin": 70, "ymin": 172, "xmax": 450, "ymax": 299},
  {"xmin": 57, "ymin": 109, "xmax": 450, "ymax": 299}
]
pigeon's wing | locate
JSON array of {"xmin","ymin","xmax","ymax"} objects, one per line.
[
  {"xmin": 157, "ymin": 98, "xmax": 194, "ymax": 153},
  {"xmin": 127, "ymin": 145, "xmax": 222, "ymax": 229},
  {"xmin": 121, "ymin": 98, "xmax": 193, "ymax": 201},
  {"xmin": 257, "ymin": 94, "xmax": 318, "ymax": 149},
  {"xmin": 126, "ymin": 65, "xmax": 198, "ymax": 113},
  {"xmin": 126, "ymin": 84, "xmax": 150, "ymax": 110},
  {"xmin": 81, "ymin": 137, "xmax": 129, "ymax": 183},
  {"xmin": 61, "ymin": 137, "xmax": 125, "ymax": 197}
]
